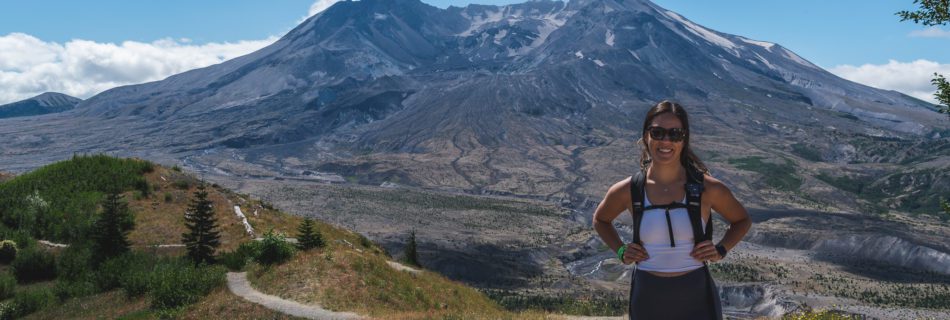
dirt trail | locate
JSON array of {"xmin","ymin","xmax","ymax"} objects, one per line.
[{"xmin": 226, "ymin": 272, "xmax": 363, "ymax": 320}]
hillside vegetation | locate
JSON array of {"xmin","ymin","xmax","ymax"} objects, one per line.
[{"xmin": 0, "ymin": 155, "xmax": 551, "ymax": 319}]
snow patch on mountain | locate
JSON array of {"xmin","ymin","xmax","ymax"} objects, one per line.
[
  {"xmin": 460, "ymin": 8, "xmax": 506, "ymax": 36},
  {"xmin": 739, "ymin": 37, "xmax": 775, "ymax": 52},
  {"xmin": 494, "ymin": 29, "xmax": 508, "ymax": 45},
  {"xmin": 663, "ymin": 11, "xmax": 739, "ymax": 56},
  {"xmin": 780, "ymin": 47, "xmax": 820, "ymax": 69}
]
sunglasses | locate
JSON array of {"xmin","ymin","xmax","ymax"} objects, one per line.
[{"xmin": 646, "ymin": 126, "xmax": 687, "ymax": 142}]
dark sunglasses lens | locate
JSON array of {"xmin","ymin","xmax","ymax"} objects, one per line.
[
  {"xmin": 648, "ymin": 127, "xmax": 666, "ymax": 140},
  {"xmin": 668, "ymin": 129, "xmax": 686, "ymax": 141}
]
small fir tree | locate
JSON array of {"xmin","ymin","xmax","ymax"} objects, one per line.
[
  {"xmin": 296, "ymin": 218, "xmax": 325, "ymax": 250},
  {"xmin": 182, "ymin": 184, "xmax": 220, "ymax": 265},
  {"xmin": 91, "ymin": 190, "xmax": 133, "ymax": 263},
  {"xmin": 404, "ymin": 229, "xmax": 420, "ymax": 267}
]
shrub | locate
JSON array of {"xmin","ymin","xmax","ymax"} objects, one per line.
[
  {"xmin": 218, "ymin": 241, "xmax": 262, "ymax": 271},
  {"xmin": 11, "ymin": 247, "xmax": 56, "ymax": 283},
  {"xmin": 52, "ymin": 278, "xmax": 96, "ymax": 301},
  {"xmin": 0, "ymin": 273, "xmax": 14, "ymax": 300},
  {"xmin": 358, "ymin": 234, "xmax": 372, "ymax": 249},
  {"xmin": 173, "ymin": 180, "xmax": 190, "ymax": 190},
  {"xmin": 149, "ymin": 259, "xmax": 225, "ymax": 309},
  {"xmin": 255, "ymin": 230, "xmax": 295, "ymax": 265},
  {"xmin": 172, "ymin": 165, "xmax": 182, "ymax": 172},
  {"xmin": 56, "ymin": 244, "xmax": 92, "ymax": 282},
  {"xmin": 0, "ymin": 240, "xmax": 16, "ymax": 264},
  {"xmin": 135, "ymin": 180, "xmax": 150, "ymax": 198},
  {"xmin": 163, "ymin": 192, "xmax": 173, "ymax": 203},
  {"xmin": 10, "ymin": 287, "xmax": 56, "ymax": 318},
  {"xmin": 0, "ymin": 302, "xmax": 13, "ymax": 320},
  {"xmin": 120, "ymin": 267, "xmax": 151, "ymax": 298},
  {"xmin": 94, "ymin": 252, "xmax": 152, "ymax": 292}
]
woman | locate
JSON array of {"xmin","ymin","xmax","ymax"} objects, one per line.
[{"xmin": 593, "ymin": 100, "xmax": 751, "ymax": 319}]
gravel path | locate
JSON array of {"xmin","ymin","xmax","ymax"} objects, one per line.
[
  {"xmin": 226, "ymin": 272, "xmax": 363, "ymax": 320},
  {"xmin": 385, "ymin": 261, "xmax": 422, "ymax": 274}
]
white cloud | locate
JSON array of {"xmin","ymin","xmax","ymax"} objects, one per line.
[
  {"xmin": 308, "ymin": 0, "xmax": 344, "ymax": 17},
  {"xmin": 909, "ymin": 27, "xmax": 950, "ymax": 38},
  {"xmin": 829, "ymin": 59, "xmax": 950, "ymax": 105},
  {"xmin": 0, "ymin": 32, "xmax": 278, "ymax": 105}
]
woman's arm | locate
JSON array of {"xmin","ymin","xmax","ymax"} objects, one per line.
[
  {"xmin": 691, "ymin": 175, "xmax": 752, "ymax": 261},
  {"xmin": 593, "ymin": 178, "xmax": 648, "ymax": 264}
]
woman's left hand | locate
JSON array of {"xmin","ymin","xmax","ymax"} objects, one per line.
[{"xmin": 690, "ymin": 240, "xmax": 722, "ymax": 263}]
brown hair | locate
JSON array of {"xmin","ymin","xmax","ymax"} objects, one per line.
[{"xmin": 637, "ymin": 100, "xmax": 709, "ymax": 179}]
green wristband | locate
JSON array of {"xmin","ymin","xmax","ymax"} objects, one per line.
[{"xmin": 616, "ymin": 245, "xmax": 627, "ymax": 261}]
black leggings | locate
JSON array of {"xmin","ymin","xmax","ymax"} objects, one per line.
[{"xmin": 628, "ymin": 266, "xmax": 723, "ymax": 320}]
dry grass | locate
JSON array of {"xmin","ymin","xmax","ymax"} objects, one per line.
[
  {"xmin": 178, "ymin": 287, "xmax": 307, "ymax": 320},
  {"xmin": 247, "ymin": 244, "xmax": 517, "ymax": 319},
  {"xmin": 126, "ymin": 166, "xmax": 332, "ymax": 252}
]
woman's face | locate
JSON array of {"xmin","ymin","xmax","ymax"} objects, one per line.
[{"xmin": 644, "ymin": 112, "xmax": 685, "ymax": 166}]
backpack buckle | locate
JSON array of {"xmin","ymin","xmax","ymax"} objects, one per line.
[{"xmin": 686, "ymin": 183, "xmax": 703, "ymax": 197}]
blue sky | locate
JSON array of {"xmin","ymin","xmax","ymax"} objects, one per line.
[{"xmin": 0, "ymin": 0, "xmax": 947, "ymax": 104}]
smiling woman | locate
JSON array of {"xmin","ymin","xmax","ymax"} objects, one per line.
[{"xmin": 592, "ymin": 100, "xmax": 752, "ymax": 319}]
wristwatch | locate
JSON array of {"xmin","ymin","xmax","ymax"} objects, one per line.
[{"xmin": 714, "ymin": 244, "xmax": 728, "ymax": 258}]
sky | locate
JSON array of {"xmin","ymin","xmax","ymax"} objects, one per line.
[{"xmin": 0, "ymin": 0, "xmax": 947, "ymax": 105}]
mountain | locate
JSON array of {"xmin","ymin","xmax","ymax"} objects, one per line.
[
  {"xmin": 2, "ymin": 1, "xmax": 950, "ymax": 317},
  {"xmin": 0, "ymin": 92, "xmax": 82, "ymax": 119},
  {"xmin": 0, "ymin": 0, "xmax": 948, "ymax": 214}
]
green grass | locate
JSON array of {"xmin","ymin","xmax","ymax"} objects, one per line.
[
  {"xmin": 0, "ymin": 154, "xmax": 153, "ymax": 242},
  {"xmin": 709, "ymin": 262, "xmax": 768, "ymax": 282},
  {"xmin": 782, "ymin": 308, "xmax": 862, "ymax": 320},
  {"xmin": 728, "ymin": 156, "xmax": 802, "ymax": 191},
  {"xmin": 790, "ymin": 143, "xmax": 822, "ymax": 162},
  {"xmin": 814, "ymin": 173, "xmax": 869, "ymax": 195},
  {"xmin": 817, "ymin": 168, "xmax": 949, "ymax": 215}
]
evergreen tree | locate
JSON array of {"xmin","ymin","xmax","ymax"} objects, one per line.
[
  {"xmin": 404, "ymin": 229, "xmax": 420, "ymax": 267},
  {"xmin": 182, "ymin": 184, "xmax": 220, "ymax": 265},
  {"xmin": 91, "ymin": 190, "xmax": 133, "ymax": 263},
  {"xmin": 296, "ymin": 218, "xmax": 324, "ymax": 250}
]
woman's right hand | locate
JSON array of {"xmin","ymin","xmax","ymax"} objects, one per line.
[{"xmin": 622, "ymin": 243, "xmax": 650, "ymax": 264}]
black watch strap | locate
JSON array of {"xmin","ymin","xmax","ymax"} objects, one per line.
[{"xmin": 715, "ymin": 244, "xmax": 728, "ymax": 258}]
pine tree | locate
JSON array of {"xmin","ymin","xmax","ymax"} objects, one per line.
[
  {"xmin": 91, "ymin": 190, "xmax": 133, "ymax": 263},
  {"xmin": 182, "ymin": 184, "xmax": 220, "ymax": 265},
  {"xmin": 296, "ymin": 218, "xmax": 324, "ymax": 250},
  {"xmin": 404, "ymin": 229, "xmax": 420, "ymax": 267}
]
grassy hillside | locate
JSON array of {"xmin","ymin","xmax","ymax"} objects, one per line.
[{"xmin": 0, "ymin": 155, "xmax": 557, "ymax": 319}]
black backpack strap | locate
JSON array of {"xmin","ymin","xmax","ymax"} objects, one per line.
[
  {"xmin": 685, "ymin": 166, "xmax": 709, "ymax": 244},
  {"xmin": 629, "ymin": 169, "xmax": 646, "ymax": 246},
  {"xmin": 685, "ymin": 166, "xmax": 723, "ymax": 319}
]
